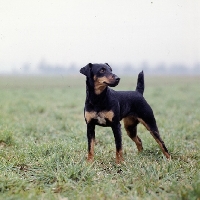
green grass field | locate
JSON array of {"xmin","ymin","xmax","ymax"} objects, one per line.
[{"xmin": 0, "ymin": 75, "xmax": 200, "ymax": 200}]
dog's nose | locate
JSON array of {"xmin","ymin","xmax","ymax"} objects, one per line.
[
  {"xmin": 116, "ymin": 77, "xmax": 120, "ymax": 82},
  {"xmin": 115, "ymin": 76, "xmax": 120, "ymax": 82}
]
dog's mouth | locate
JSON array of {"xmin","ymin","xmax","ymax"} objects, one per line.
[{"xmin": 103, "ymin": 78, "xmax": 120, "ymax": 87}]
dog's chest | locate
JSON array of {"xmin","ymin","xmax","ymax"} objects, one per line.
[{"xmin": 85, "ymin": 111, "xmax": 114, "ymax": 125}]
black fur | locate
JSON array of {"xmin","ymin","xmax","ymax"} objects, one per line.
[
  {"xmin": 136, "ymin": 71, "xmax": 144, "ymax": 95},
  {"xmin": 80, "ymin": 63, "xmax": 170, "ymax": 163}
]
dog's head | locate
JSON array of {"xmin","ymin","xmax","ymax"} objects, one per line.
[{"xmin": 80, "ymin": 63, "xmax": 120, "ymax": 94}]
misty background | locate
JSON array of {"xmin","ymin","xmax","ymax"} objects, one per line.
[{"xmin": 0, "ymin": 0, "xmax": 200, "ymax": 75}]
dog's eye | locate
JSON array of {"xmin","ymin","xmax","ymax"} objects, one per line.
[{"xmin": 100, "ymin": 68, "xmax": 106, "ymax": 73}]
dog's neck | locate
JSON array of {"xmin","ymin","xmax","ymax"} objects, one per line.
[
  {"xmin": 86, "ymin": 78, "xmax": 108, "ymax": 106},
  {"xmin": 94, "ymin": 83, "xmax": 107, "ymax": 95}
]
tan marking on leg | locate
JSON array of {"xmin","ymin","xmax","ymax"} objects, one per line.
[
  {"xmin": 123, "ymin": 116, "xmax": 143, "ymax": 152},
  {"xmin": 153, "ymin": 137, "xmax": 171, "ymax": 159},
  {"xmin": 137, "ymin": 118, "xmax": 170, "ymax": 159},
  {"xmin": 123, "ymin": 116, "xmax": 136, "ymax": 127},
  {"xmin": 85, "ymin": 111, "xmax": 96, "ymax": 123},
  {"xmin": 132, "ymin": 136, "xmax": 143, "ymax": 152},
  {"xmin": 87, "ymin": 138, "xmax": 95, "ymax": 162},
  {"xmin": 116, "ymin": 149, "xmax": 124, "ymax": 164},
  {"xmin": 137, "ymin": 118, "xmax": 151, "ymax": 131}
]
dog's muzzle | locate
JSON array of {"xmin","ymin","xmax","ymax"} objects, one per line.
[{"xmin": 105, "ymin": 74, "xmax": 120, "ymax": 87}]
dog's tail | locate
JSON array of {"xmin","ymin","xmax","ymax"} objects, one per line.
[{"xmin": 136, "ymin": 71, "xmax": 144, "ymax": 95}]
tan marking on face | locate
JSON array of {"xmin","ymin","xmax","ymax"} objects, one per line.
[
  {"xmin": 85, "ymin": 111, "xmax": 96, "ymax": 123},
  {"xmin": 93, "ymin": 75, "xmax": 114, "ymax": 95},
  {"xmin": 93, "ymin": 75, "xmax": 107, "ymax": 95}
]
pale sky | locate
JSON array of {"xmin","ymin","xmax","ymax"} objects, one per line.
[{"xmin": 0, "ymin": 0, "xmax": 200, "ymax": 72}]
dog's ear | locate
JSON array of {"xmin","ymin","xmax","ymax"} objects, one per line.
[
  {"xmin": 80, "ymin": 63, "xmax": 92, "ymax": 77},
  {"xmin": 105, "ymin": 63, "xmax": 110, "ymax": 67},
  {"xmin": 105, "ymin": 63, "xmax": 112, "ymax": 71}
]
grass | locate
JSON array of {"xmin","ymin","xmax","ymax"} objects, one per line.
[{"xmin": 0, "ymin": 74, "xmax": 200, "ymax": 200}]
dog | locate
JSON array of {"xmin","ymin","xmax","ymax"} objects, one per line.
[{"xmin": 80, "ymin": 63, "xmax": 170, "ymax": 163}]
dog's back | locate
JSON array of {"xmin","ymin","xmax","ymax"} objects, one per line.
[{"xmin": 136, "ymin": 71, "xmax": 144, "ymax": 95}]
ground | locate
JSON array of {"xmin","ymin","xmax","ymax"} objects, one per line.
[{"xmin": 0, "ymin": 75, "xmax": 199, "ymax": 200}]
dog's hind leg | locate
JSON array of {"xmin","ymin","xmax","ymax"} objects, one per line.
[
  {"xmin": 123, "ymin": 116, "xmax": 143, "ymax": 152},
  {"xmin": 138, "ymin": 117, "xmax": 171, "ymax": 159}
]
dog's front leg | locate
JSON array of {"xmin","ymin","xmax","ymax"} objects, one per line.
[
  {"xmin": 112, "ymin": 123, "xmax": 124, "ymax": 164},
  {"xmin": 87, "ymin": 123, "xmax": 95, "ymax": 162}
]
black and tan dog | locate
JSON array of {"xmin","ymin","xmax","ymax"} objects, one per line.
[{"xmin": 80, "ymin": 63, "xmax": 170, "ymax": 163}]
